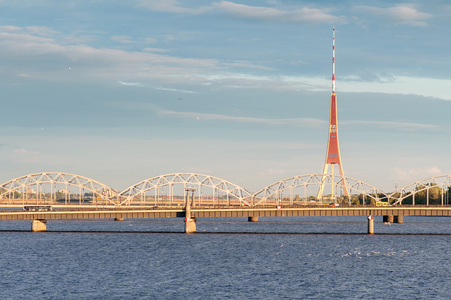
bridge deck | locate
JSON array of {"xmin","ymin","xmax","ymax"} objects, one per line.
[{"xmin": 0, "ymin": 206, "xmax": 450, "ymax": 220}]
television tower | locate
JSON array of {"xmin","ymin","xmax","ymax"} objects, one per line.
[{"xmin": 317, "ymin": 26, "xmax": 350, "ymax": 201}]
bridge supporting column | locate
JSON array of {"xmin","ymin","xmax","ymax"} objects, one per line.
[
  {"xmin": 367, "ymin": 216, "xmax": 374, "ymax": 234},
  {"xmin": 184, "ymin": 187, "xmax": 196, "ymax": 233},
  {"xmin": 393, "ymin": 215, "xmax": 403, "ymax": 224},
  {"xmin": 185, "ymin": 217, "xmax": 197, "ymax": 233},
  {"xmin": 31, "ymin": 219, "xmax": 47, "ymax": 232},
  {"xmin": 383, "ymin": 215, "xmax": 394, "ymax": 223},
  {"xmin": 248, "ymin": 216, "xmax": 259, "ymax": 222}
]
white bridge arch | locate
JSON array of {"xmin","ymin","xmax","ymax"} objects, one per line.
[
  {"xmin": 118, "ymin": 173, "xmax": 253, "ymax": 206},
  {"xmin": 252, "ymin": 174, "xmax": 387, "ymax": 206},
  {"xmin": 0, "ymin": 172, "xmax": 118, "ymax": 205},
  {"xmin": 389, "ymin": 175, "xmax": 451, "ymax": 206}
]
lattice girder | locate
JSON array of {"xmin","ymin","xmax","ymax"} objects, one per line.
[
  {"xmin": 253, "ymin": 174, "xmax": 386, "ymax": 205},
  {"xmin": 118, "ymin": 173, "xmax": 253, "ymax": 206},
  {"xmin": 389, "ymin": 175, "xmax": 451, "ymax": 205},
  {"xmin": 0, "ymin": 172, "xmax": 118, "ymax": 204}
]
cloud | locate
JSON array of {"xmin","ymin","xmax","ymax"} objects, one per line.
[
  {"xmin": 118, "ymin": 81, "xmax": 145, "ymax": 87},
  {"xmin": 157, "ymin": 109, "xmax": 327, "ymax": 128},
  {"xmin": 339, "ymin": 75, "xmax": 451, "ymax": 101},
  {"xmin": 154, "ymin": 87, "xmax": 196, "ymax": 94},
  {"xmin": 391, "ymin": 166, "xmax": 443, "ymax": 183},
  {"xmin": 11, "ymin": 148, "xmax": 41, "ymax": 163},
  {"xmin": 342, "ymin": 120, "xmax": 441, "ymax": 132},
  {"xmin": 138, "ymin": 0, "xmax": 344, "ymax": 24},
  {"xmin": 13, "ymin": 148, "xmax": 39, "ymax": 155},
  {"xmin": 107, "ymin": 100, "xmax": 326, "ymax": 127},
  {"xmin": 108, "ymin": 101, "xmax": 441, "ymax": 133},
  {"xmin": 258, "ymin": 168, "xmax": 286, "ymax": 176},
  {"xmin": 143, "ymin": 47, "xmax": 170, "ymax": 53},
  {"xmin": 111, "ymin": 35, "xmax": 134, "ymax": 44},
  {"xmin": 353, "ymin": 5, "xmax": 431, "ymax": 26},
  {"xmin": 1, "ymin": 24, "xmax": 449, "ymax": 101},
  {"xmin": 136, "ymin": 0, "xmax": 212, "ymax": 14},
  {"xmin": 0, "ymin": 26, "xmax": 225, "ymax": 83},
  {"xmin": 215, "ymin": 1, "xmax": 343, "ymax": 24}
]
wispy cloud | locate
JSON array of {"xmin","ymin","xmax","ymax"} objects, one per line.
[
  {"xmin": 137, "ymin": 0, "xmax": 344, "ymax": 24},
  {"xmin": 1, "ymin": 23, "xmax": 449, "ymax": 101},
  {"xmin": 108, "ymin": 100, "xmax": 442, "ymax": 133},
  {"xmin": 154, "ymin": 87, "xmax": 196, "ymax": 94},
  {"xmin": 339, "ymin": 75, "xmax": 451, "ymax": 101},
  {"xmin": 391, "ymin": 166, "xmax": 443, "ymax": 183},
  {"xmin": 157, "ymin": 109, "xmax": 327, "ymax": 128},
  {"xmin": 342, "ymin": 120, "xmax": 441, "ymax": 132},
  {"xmin": 215, "ymin": 1, "xmax": 343, "ymax": 24},
  {"xmin": 111, "ymin": 35, "xmax": 134, "ymax": 44},
  {"xmin": 118, "ymin": 81, "xmax": 144, "ymax": 87},
  {"xmin": 353, "ymin": 4, "xmax": 431, "ymax": 26},
  {"xmin": 107, "ymin": 100, "xmax": 326, "ymax": 127},
  {"xmin": 136, "ymin": 0, "xmax": 213, "ymax": 14},
  {"xmin": 11, "ymin": 148, "xmax": 41, "ymax": 163},
  {"xmin": 258, "ymin": 168, "xmax": 286, "ymax": 176}
]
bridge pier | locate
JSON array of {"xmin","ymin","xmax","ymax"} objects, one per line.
[
  {"xmin": 184, "ymin": 187, "xmax": 196, "ymax": 233},
  {"xmin": 393, "ymin": 215, "xmax": 403, "ymax": 223},
  {"xmin": 368, "ymin": 216, "xmax": 374, "ymax": 234},
  {"xmin": 31, "ymin": 219, "xmax": 47, "ymax": 232},
  {"xmin": 383, "ymin": 215, "xmax": 403, "ymax": 223},
  {"xmin": 184, "ymin": 217, "xmax": 197, "ymax": 233},
  {"xmin": 383, "ymin": 215, "xmax": 394, "ymax": 223},
  {"xmin": 248, "ymin": 216, "xmax": 259, "ymax": 222}
]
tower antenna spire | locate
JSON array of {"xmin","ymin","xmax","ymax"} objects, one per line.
[
  {"xmin": 317, "ymin": 25, "xmax": 350, "ymax": 202},
  {"xmin": 332, "ymin": 25, "xmax": 335, "ymax": 94}
]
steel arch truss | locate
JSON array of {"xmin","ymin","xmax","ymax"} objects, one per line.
[
  {"xmin": 0, "ymin": 172, "xmax": 118, "ymax": 205},
  {"xmin": 253, "ymin": 174, "xmax": 387, "ymax": 206},
  {"xmin": 389, "ymin": 175, "xmax": 451, "ymax": 206},
  {"xmin": 118, "ymin": 173, "xmax": 252, "ymax": 206}
]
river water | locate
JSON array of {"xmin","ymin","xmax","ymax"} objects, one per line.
[{"xmin": 1, "ymin": 216, "xmax": 449, "ymax": 299}]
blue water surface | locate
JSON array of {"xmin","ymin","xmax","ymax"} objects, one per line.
[{"xmin": 0, "ymin": 216, "xmax": 449, "ymax": 299}]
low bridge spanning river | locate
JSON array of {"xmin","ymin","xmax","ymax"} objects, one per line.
[
  {"xmin": 0, "ymin": 205, "xmax": 450, "ymax": 233},
  {"xmin": 1, "ymin": 172, "xmax": 451, "ymax": 233}
]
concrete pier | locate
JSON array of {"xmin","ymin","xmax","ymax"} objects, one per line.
[
  {"xmin": 383, "ymin": 215, "xmax": 394, "ymax": 223},
  {"xmin": 368, "ymin": 216, "xmax": 374, "ymax": 234},
  {"xmin": 184, "ymin": 187, "xmax": 196, "ymax": 233},
  {"xmin": 31, "ymin": 219, "xmax": 47, "ymax": 232},
  {"xmin": 185, "ymin": 217, "xmax": 197, "ymax": 233},
  {"xmin": 393, "ymin": 215, "xmax": 403, "ymax": 223},
  {"xmin": 248, "ymin": 216, "xmax": 259, "ymax": 222}
]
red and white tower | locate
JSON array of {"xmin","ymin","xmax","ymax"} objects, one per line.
[{"xmin": 317, "ymin": 26, "xmax": 350, "ymax": 201}]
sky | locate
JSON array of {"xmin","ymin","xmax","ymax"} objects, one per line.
[{"xmin": 0, "ymin": 0, "xmax": 450, "ymax": 193}]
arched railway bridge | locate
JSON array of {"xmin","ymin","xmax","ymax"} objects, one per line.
[
  {"xmin": 388, "ymin": 175, "xmax": 451, "ymax": 206},
  {"xmin": 0, "ymin": 172, "xmax": 118, "ymax": 206},
  {"xmin": 0, "ymin": 172, "xmax": 450, "ymax": 233},
  {"xmin": 252, "ymin": 174, "xmax": 387, "ymax": 206},
  {"xmin": 117, "ymin": 173, "xmax": 253, "ymax": 206},
  {"xmin": 1, "ymin": 172, "xmax": 450, "ymax": 207}
]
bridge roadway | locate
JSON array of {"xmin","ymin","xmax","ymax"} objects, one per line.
[{"xmin": 0, "ymin": 205, "xmax": 450, "ymax": 221}]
